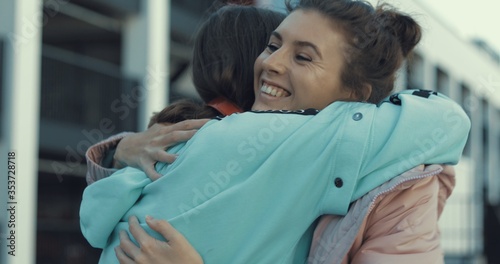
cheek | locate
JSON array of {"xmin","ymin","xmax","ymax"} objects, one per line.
[
  {"xmin": 254, "ymin": 52, "xmax": 267, "ymax": 74},
  {"xmin": 319, "ymin": 73, "xmax": 342, "ymax": 95},
  {"xmin": 305, "ymin": 78, "xmax": 341, "ymax": 108}
]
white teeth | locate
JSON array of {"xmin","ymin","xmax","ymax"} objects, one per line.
[{"xmin": 260, "ymin": 83, "xmax": 289, "ymax": 98}]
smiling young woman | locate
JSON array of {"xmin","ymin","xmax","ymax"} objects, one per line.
[{"xmin": 252, "ymin": 9, "xmax": 355, "ymax": 111}]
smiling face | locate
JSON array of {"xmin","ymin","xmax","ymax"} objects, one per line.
[{"xmin": 252, "ymin": 9, "xmax": 355, "ymax": 111}]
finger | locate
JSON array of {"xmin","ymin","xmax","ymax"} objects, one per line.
[
  {"xmin": 128, "ymin": 215, "xmax": 156, "ymax": 247},
  {"xmin": 143, "ymin": 165, "xmax": 162, "ymax": 181},
  {"xmin": 157, "ymin": 130, "xmax": 198, "ymax": 148},
  {"xmin": 115, "ymin": 246, "xmax": 135, "ymax": 264},
  {"xmin": 165, "ymin": 119, "xmax": 210, "ymax": 131},
  {"xmin": 119, "ymin": 230, "xmax": 141, "ymax": 261},
  {"xmin": 153, "ymin": 119, "xmax": 206, "ymax": 137},
  {"xmin": 154, "ymin": 151, "xmax": 178, "ymax": 164},
  {"xmin": 150, "ymin": 120, "xmax": 210, "ymax": 149},
  {"xmin": 145, "ymin": 215, "xmax": 184, "ymax": 246}
]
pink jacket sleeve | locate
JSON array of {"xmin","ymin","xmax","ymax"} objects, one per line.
[
  {"xmin": 346, "ymin": 167, "xmax": 455, "ymax": 264},
  {"xmin": 85, "ymin": 132, "xmax": 134, "ymax": 185}
]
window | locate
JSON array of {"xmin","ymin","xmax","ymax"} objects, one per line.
[
  {"xmin": 406, "ymin": 53, "xmax": 424, "ymax": 90},
  {"xmin": 461, "ymin": 83, "xmax": 472, "ymax": 156},
  {"xmin": 436, "ymin": 67, "xmax": 450, "ymax": 95}
]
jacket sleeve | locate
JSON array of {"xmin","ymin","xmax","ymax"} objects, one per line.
[
  {"xmin": 86, "ymin": 132, "xmax": 134, "ymax": 185},
  {"xmin": 79, "ymin": 167, "xmax": 151, "ymax": 248},
  {"xmin": 348, "ymin": 176, "xmax": 444, "ymax": 264},
  {"xmin": 352, "ymin": 90, "xmax": 471, "ymax": 201}
]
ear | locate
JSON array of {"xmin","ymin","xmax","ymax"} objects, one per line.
[{"xmin": 357, "ymin": 83, "xmax": 372, "ymax": 102}]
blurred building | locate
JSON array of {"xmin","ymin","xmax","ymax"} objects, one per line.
[
  {"xmin": 0, "ymin": 0, "xmax": 226, "ymax": 263},
  {"xmin": 0, "ymin": 0, "xmax": 499, "ymax": 263},
  {"xmin": 390, "ymin": 1, "xmax": 500, "ymax": 263}
]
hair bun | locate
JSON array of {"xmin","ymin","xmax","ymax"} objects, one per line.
[{"xmin": 376, "ymin": 5, "xmax": 422, "ymax": 57}]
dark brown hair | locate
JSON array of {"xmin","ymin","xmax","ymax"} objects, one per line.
[
  {"xmin": 148, "ymin": 99, "xmax": 218, "ymax": 127},
  {"xmin": 286, "ymin": 0, "xmax": 422, "ymax": 103},
  {"xmin": 150, "ymin": 4, "xmax": 285, "ymax": 126},
  {"xmin": 192, "ymin": 4, "xmax": 286, "ymax": 110}
]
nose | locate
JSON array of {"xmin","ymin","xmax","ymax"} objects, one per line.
[{"xmin": 261, "ymin": 48, "xmax": 287, "ymax": 75}]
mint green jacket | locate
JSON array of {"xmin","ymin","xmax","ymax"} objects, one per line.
[{"xmin": 80, "ymin": 90, "xmax": 470, "ymax": 264}]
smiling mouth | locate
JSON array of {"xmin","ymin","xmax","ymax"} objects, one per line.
[{"xmin": 260, "ymin": 83, "xmax": 291, "ymax": 97}]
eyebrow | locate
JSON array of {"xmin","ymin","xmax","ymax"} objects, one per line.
[{"xmin": 271, "ymin": 31, "xmax": 323, "ymax": 59}]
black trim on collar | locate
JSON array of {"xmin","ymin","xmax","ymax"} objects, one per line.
[
  {"xmin": 250, "ymin": 108, "xmax": 319, "ymax": 115},
  {"xmin": 412, "ymin": 89, "xmax": 438, "ymax": 98}
]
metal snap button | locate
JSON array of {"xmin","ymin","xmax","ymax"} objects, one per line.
[{"xmin": 352, "ymin": 112, "xmax": 363, "ymax": 121}]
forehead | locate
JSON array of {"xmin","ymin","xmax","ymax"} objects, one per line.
[
  {"xmin": 276, "ymin": 10, "xmax": 344, "ymax": 42},
  {"xmin": 274, "ymin": 9, "xmax": 347, "ymax": 59}
]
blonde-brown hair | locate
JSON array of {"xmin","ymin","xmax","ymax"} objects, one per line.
[{"xmin": 286, "ymin": 0, "xmax": 422, "ymax": 103}]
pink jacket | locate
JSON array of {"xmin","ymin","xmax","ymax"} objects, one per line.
[
  {"xmin": 85, "ymin": 134, "xmax": 453, "ymax": 264},
  {"xmin": 309, "ymin": 164, "xmax": 453, "ymax": 263}
]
